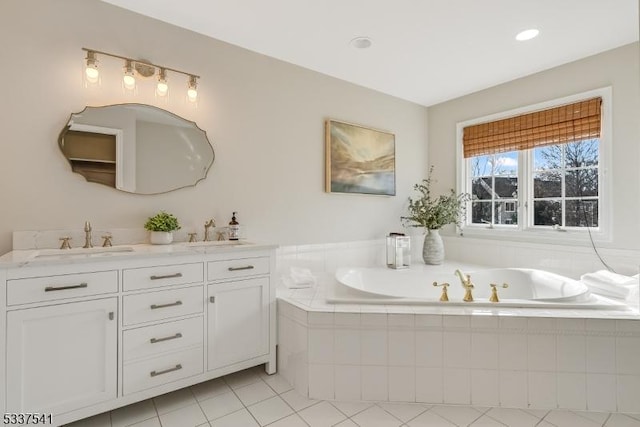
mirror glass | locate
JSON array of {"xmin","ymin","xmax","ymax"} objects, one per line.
[{"xmin": 58, "ymin": 104, "xmax": 214, "ymax": 194}]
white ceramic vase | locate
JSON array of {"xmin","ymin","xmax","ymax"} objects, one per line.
[
  {"xmin": 422, "ymin": 228, "xmax": 444, "ymax": 265},
  {"xmin": 150, "ymin": 231, "xmax": 173, "ymax": 245}
]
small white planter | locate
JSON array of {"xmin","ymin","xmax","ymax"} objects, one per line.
[{"xmin": 149, "ymin": 231, "xmax": 173, "ymax": 245}]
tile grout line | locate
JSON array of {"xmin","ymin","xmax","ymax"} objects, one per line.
[{"xmin": 223, "ymin": 374, "xmax": 264, "ymax": 426}]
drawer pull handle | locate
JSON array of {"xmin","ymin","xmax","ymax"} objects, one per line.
[
  {"xmin": 228, "ymin": 266, "xmax": 254, "ymax": 271},
  {"xmin": 150, "ymin": 333, "xmax": 183, "ymax": 344},
  {"xmin": 150, "ymin": 301, "xmax": 183, "ymax": 310},
  {"xmin": 44, "ymin": 283, "xmax": 88, "ymax": 292},
  {"xmin": 150, "ymin": 364, "xmax": 182, "ymax": 377},
  {"xmin": 150, "ymin": 273, "xmax": 183, "ymax": 280}
]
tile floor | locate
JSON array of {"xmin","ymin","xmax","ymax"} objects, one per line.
[{"xmin": 65, "ymin": 366, "xmax": 640, "ymax": 427}]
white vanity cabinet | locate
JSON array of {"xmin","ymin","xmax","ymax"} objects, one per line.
[
  {"xmin": 6, "ymin": 297, "xmax": 118, "ymax": 415},
  {"xmin": 0, "ymin": 243, "xmax": 276, "ymax": 426}
]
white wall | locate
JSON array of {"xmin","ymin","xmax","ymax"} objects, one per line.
[
  {"xmin": 427, "ymin": 43, "xmax": 640, "ymax": 250},
  {"xmin": 0, "ymin": 0, "xmax": 428, "ymax": 255}
]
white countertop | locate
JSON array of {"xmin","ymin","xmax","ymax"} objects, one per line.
[{"xmin": 0, "ymin": 241, "xmax": 278, "ymax": 269}]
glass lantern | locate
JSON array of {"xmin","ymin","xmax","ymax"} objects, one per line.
[{"xmin": 386, "ymin": 233, "xmax": 411, "ymax": 269}]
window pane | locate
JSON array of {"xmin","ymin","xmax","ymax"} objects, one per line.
[
  {"xmin": 495, "ymin": 201, "xmax": 518, "ymax": 225},
  {"xmin": 565, "ymin": 139, "xmax": 599, "ymax": 168},
  {"xmin": 472, "ymin": 177, "xmax": 493, "ymax": 200},
  {"xmin": 471, "ymin": 202, "xmax": 492, "ymax": 224},
  {"xmin": 534, "ymin": 145, "xmax": 563, "ymax": 171},
  {"xmin": 495, "ymin": 176, "xmax": 518, "ymax": 198},
  {"xmin": 471, "ymin": 155, "xmax": 492, "ymax": 177},
  {"xmin": 533, "ymin": 172, "xmax": 561, "ymax": 198},
  {"xmin": 493, "ymin": 151, "xmax": 518, "ymax": 176},
  {"xmin": 566, "ymin": 200, "xmax": 598, "ymax": 227},
  {"xmin": 534, "ymin": 200, "xmax": 562, "ymax": 226},
  {"xmin": 565, "ymin": 169, "xmax": 598, "ymax": 197}
]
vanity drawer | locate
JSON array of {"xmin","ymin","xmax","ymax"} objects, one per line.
[
  {"xmin": 123, "ymin": 286, "xmax": 204, "ymax": 326},
  {"xmin": 7, "ymin": 271, "xmax": 118, "ymax": 306},
  {"xmin": 123, "ymin": 347, "xmax": 203, "ymax": 395},
  {"xmin": 123, "ymin": 263, "xmax": 204, "ymax": 291},
  {"xmin": 123, "ymin": 316, "xmax": 204, "ymax": 361},
  {"xmin": 207, "ymin": 257, "xmax": 270, "ymax": 282}
]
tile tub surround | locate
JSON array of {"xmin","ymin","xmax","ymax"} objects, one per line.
[{"xmin": 277, "ymin": 298, "xmax": 640, "ymax": 412}]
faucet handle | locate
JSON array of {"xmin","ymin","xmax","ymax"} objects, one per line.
[
  {"xmin": 101, "ymin": 235, "xmax": 113, "ymax": 247},
  {"xmin": 433, "ymin": 281, "xmax": 450, "ymax": 302},
  {"xmin": 489, "ymin": 283, "xmax": 509, "ymax": 303},
  {"xmin": 59, "ymin": 237, "xmax": 72, "ymax": 249},
  {"xmin": 188, "ymin": 233, "xmax": 198, "ymax": 243}
]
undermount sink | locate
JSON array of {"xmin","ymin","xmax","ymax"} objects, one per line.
[
  {"xmin": 34, "ymin": 246, "xmax": 135, "ymax": 259},
  {"xmin": 181, "ymin": 240, "xmax": 249, "ymax": 247}
]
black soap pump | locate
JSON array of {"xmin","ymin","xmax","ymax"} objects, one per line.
[{"xmin": 229, "ymin": 212, "xmax": 240, "ymax": 241}]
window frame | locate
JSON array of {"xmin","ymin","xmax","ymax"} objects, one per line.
[{"xmin": 456, "ymin": 87, "xmax": 612, "ymax": 244}]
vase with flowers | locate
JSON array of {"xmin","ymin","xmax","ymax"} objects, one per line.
[{"xmin": 402, "ymin": 166, "xmax": 470, "ymax": 264}]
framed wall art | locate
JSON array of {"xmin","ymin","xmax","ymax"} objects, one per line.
[{"xmin": 325, "ymin": 120, "xmax": 396, "ymax": 196}]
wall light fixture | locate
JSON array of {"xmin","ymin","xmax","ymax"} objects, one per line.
[{"xmin": 82, "ymin": 48, "xmax": 200, "ymax": 102}]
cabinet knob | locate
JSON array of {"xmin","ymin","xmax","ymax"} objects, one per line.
[
  {"xmin": 108, "ymin": 311, "xmax": 114, "ymax": 320},
  {"xmin": 209, "ymin": 296, "xmax": 215, "ymax": 303}
]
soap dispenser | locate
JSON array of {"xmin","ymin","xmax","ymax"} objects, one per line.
[{"xmin": 229, "ymin": 212, "xmax": 240, "ymax": 241}]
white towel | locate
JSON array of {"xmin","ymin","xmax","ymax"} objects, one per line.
[
  {"xmin": 580, "ymin": 270, "xmax": 639, "ymax": 299},
  {"xmin": 281, "ymin": 267, "xmax": 317, "ymax": 289}
]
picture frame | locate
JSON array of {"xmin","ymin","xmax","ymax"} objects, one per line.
[{"xmin": 325, "ymin": 119, "xmax": 396, "ymax": 196}]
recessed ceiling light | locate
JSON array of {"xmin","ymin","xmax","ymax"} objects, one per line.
[
  {"xmin": 350, "ymin": 37, "xmax": 372, "ymax": 49},
  {"xmin": 515, "ymin": 29, "xmax": 539, "ymax": 41}
]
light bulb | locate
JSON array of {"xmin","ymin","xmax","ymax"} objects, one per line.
[
  {"xmin": 122, "ymin": 60, "xmax": 136, "ymax": 90},
  {"xmin": 187, "ymin": 75, "xmax": 198, "ymax": 102},
  {"xmin": 85, "ymin": 51, "xmax": 99, "ymax": 83},
  {"xmin": 156, "ymin": 68, "xmax": 168, "ymax": 96}
]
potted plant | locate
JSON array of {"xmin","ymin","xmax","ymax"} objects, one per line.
[
  {"xmin": 402, "ymin": 166, "xmax": 470, "ymax": 264},
  {"xmin": 144, "ymin": 211, "xmax": 181, "ymax": 245}
]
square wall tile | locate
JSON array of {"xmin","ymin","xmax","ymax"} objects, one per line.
[
  {"xmin": 499, "ymin": 333, "xmax": 527, "ymax": 371},
  {"xmin": 334, "ymin": 365, "xmax": 361, "ymax": 401},
  {"xmin": 443, "ymin": 368, "xmax": 470, "ymax": 404},
  {"xmin": 471, "ymin": 369, "xmax": 500, "ymax": 407},
  {"xmin": 499, "ymin": 317, "xmax": 528, "ymax": 330},
  {"xmin": 334, "ymin": 329, "xmax": 360, "ymax": 365},
  {"xmin": 335, "ymin": 313, "xmax": 360, "ymax": 327},
  {"xmin": 471, "ymin": 332, "xmax": 499, "ymax": 370},
  {"xmin": 389, "ymin": 366, "xmax": 415, "ymax": 402},
  {"xmin": 361, "ymin": 329, "xmax": 388, "ymax": 366},
  {"xmin": 557, "ymin": 334, "xmax": 586, "ymax": 373},
  {"xmin": 557, "ymin": 372, "xmax": 586, "ymax": 410},
  {"xmin": 471, "ymin": 315, "xmax": 499, "ymax": 330},
  {"xmin": 389, "ymin": 330, "xmax": 415, "ymax": 366},
  {"xmin": 616, "ymin": 336, "xmax": 640, "ymax": 375},
  {"xmin": 586, "ymin": 373, "xmax": 617, "ymax": 412},
  {"xmin": 443, "ymin": 331, "xmax": 470, "ymax": 368},
  {"xmin": 617, "ymin": 375, "xmax": 640, "ymax": 413},
  {"xmin": 586, "ymin": 336, "xmax": 616, "ymax": 374},
  {"xmin": 388, "ymin": 314, "xmax": 414, "ymax": 327},
  {"xmin": 361, "ymin": 366, "xmax": 388, "ymax": 401},
  {"xmin": 528, "ymin": 334, "xmax": 556, "ymax": 372},
  {"xmin": 308, "ymin": 364, "xmax": 334, "ymax": 400},
  {"xmin": 528, "ymin": 372, "xmax": 557, "ymax": 409},
  {"xmin": 415, "ymin": 367, "xmax": 443, "ymax": 404},
  {"xmin": 308, "ymin": 328, "xmax": 334, "ymax": 364},
  {"xmin": 499, "ymin": 371, "xmax": 528, "ymax": 408},
  {"xmin": 415, "ymin": 314, "xmax": 442, "ymax": 328},
  {"xmin": 361, "ymin": 313, "xmax": 387, "ymax": 327},
  {"xmin": 443, "ymin": 315, "xmax": 470, "ymax": 329},
  {"xmin": 415, "ymin": 331, "xmax": 443, "ymax": 367}
]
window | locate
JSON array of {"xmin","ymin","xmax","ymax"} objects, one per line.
[{"xmin": 458, "ymin": 89, "xmax": 610, "ymax": 238}]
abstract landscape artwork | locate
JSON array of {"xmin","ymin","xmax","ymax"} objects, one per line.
[{"xmin": 325, "ymin": 120, "xmax": 396, "ymax": 196}]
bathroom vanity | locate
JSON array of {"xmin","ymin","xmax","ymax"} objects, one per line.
[{"xmin": 0, "ymin": 242, "xmax": 276, "ymax": 426}]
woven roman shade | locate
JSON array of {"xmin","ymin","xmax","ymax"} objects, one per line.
[{"xmin": 463, "ymin": 97, "xmax": 602, "ymax": 158}]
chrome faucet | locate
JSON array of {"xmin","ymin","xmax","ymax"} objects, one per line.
[
  {"xmin": 204, "ymin": 219, "xmax": 216, "ymax": 242},
  {"xmin": 455, "ymin": 269, "xmax": 474, "ymax": 302},
  {"xmin": 83, "ymin": 221, "xmax": 93, "ymax": 248}
]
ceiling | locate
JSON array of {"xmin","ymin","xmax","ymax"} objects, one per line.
[{"xmin": 101, "ymin": 0, "xmax": 639, "ymax": 107}]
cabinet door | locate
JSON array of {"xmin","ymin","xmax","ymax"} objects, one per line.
[
  {"xmin": 7, "ymin": 298, "xmax": 118, "ymax": 415},
  {"xmin": 208, "ymin": 278, "xmax": 269, "ymax": 370}
]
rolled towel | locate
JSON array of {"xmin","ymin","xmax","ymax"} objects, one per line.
[
  {"xmin": 281, "ymin": 267, "xmax": 317, "ymax": 289},
  {"xmin": 580, "ymin": 270, "xmax": 639, "ymax": 299}
]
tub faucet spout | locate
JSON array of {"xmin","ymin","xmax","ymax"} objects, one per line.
[{"xmin": 455, "ymin": 269, "xmax": 474, "ymax": 302}]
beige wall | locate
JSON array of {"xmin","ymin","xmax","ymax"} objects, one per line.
[
  {"xmin": 0, "ymin": 0, "xmax": 429, "ymax": 255},
  {"xmin": 427, "ymin": 43, "xmax": 640, "ymax": 249}
]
